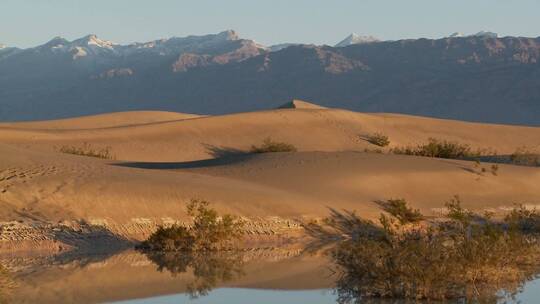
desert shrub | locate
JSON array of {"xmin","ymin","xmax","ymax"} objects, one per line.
[
  {"xmin": 511, "ymin": 147, "xmax": 540, "ymax": 166},
  {"xmin": 363, "ymin": 132, "xmax": 390, "ymax": 147},
  {"xmin": 140, "ymin": 225, "xmax": 195, "ymax": 252},
  {"xmin": 305, "ymin": 199, "xmax": 540, "ymax": 302},
  {"xmin": 138, "ymin": 199, "xmax": 244, "ymax": 252},
  {"xmin": 392, "ymin": 138, "xmax": 480, "ymax": 159},
  {"xmin": 376, "ymin": 198, "xmax": 423, "ymax": 225},
  {"xmin": 58, "ymin": 143, "xmax": 115, "ymax": 159},
  {"xmin": 490, "ymin": 164, "xmax": 499, "ymax": 176},
  {"xmin": 444, "ymin": 195, "xmax": 473, "ymax": 226},
  {"xmin": 250, "ymin": 137, "xmax": 297, "ymax": 153},
  {"xmin": 505, "ymin": 204, "xmax": 540, "ymax": 234},
  {"xmin": 363, "ymin": 148, "xmax": 383, "ymax": 154},
  {"xmin": 187, "ymin": 200, "xmax": 244, "ymax": 251}
]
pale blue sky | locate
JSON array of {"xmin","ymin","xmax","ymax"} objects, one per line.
[{"xmin": 1, "ymin": 0, "xmax": 539, "ymax": 48}]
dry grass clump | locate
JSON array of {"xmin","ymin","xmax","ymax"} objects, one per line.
[
  {"xmin": 57, "ymin": 143, "xmax": 115, "ymax": 159},
  {"xmin": 511, "ymin": 146, "xmax": 540, "ymax": 166},
  {"xmin": 138, "ymin": 199, "xmax": 244, "ymax": 252},
  {"xmin": 250, "ymin": 137, "xmax": 297, "ymax": 153},
  {"xmin": 505, "ymin": 204, "xmax": 540, "ymax": 234},
  {"xmin": 391, "ymin": 138, "xmax": 481, "ymax": 159},
  {"xmin": 363, "ymin": 132, "xmax": 390, "ymax": 147},
  {"xmin": 304, "ymin": 198, "xmax": 540, "ymax": 302}
]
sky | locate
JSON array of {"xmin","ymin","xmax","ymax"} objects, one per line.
[{"xmin": 1, "ymin": 0, "xmax": 540, "ymax": 48}]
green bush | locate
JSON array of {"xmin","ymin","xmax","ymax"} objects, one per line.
[
  {"xmin": 392, "ymin": 138, "xmax": 479, "ymax": 159},
  {"xmin": 138, "ymin": 199, "xmax": 244, "ymax": 252},
  {"xmin": 57, "ymin": 143, "xmax": 115, "ymax": 159},
  {"xmin": 364, "ymin": 132, "xmax": 390, "ymax": 147},
  {"xmin": 250, "ymin": 137, "xmax": 297, "ymax": 153}
]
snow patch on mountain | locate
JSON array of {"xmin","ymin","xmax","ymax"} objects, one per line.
[
  {"xmin": 268, "ymin": 43, "xmax": 300, "ymax": 52},
  {"xmin": 472, "ymin": 31, "xmax": 499, "ymax": 38},
  {"xmin": 335, "ymin": 33, "xmax": 380, "ymax": 47},
  {"xmin": 72, "ymin": 34, "xmax": 116, "ymax": 49},
  {"xmin": 447, "ymin": 31, "xmax": 499, "ymax": 39},
  {"xmin": 449, "ymin": 32, "xmax": 464, "ymax": 38}
]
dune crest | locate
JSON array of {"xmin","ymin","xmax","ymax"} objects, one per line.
[
  {"xmin": 278, "ymin": 99, "xmax": 327, "ymax": 110},
  {"xmin": 0, "ymin": 111, "xmax": 200, "ymax": 130}
]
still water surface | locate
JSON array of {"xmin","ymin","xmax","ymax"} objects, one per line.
[{"xmin": 2, "ymin": 249, "xmax": 540, "ymax": 303}]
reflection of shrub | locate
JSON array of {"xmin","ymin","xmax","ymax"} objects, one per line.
[
  {"xmin": 305, "ymin": 198, "xmax": 540, "ymax": 302},
  {"xmin": 250, "ymin": 137, "xmax": 297, "ymax": 153},
  {"xmin": 511, "ymin": 147, "xmax": 540, "ymax": 166},
  {"xmin": 364, "ymin": 133, "xmax": 390, "ymax": 147},
  {"xmin": 138, "ymin": 199, "xmax": 244, "ymax": 252},
  {"xmin": 144, "ymin": 250, "xmax": 245, "ymax": 299},
  {"xmin": 490, "ymin": 164, "xmax": 499, "ymax": 176},
  {"xmin": 376, "ymin": 199, "xmax": 423, "ymax": 225},
  {"xmin": 58, "ymin": 143, "xmax": 115, "ymax": 159},
  {"xmin": 392, "ymin": 138, "xmax": 479, "ymax": 159}
]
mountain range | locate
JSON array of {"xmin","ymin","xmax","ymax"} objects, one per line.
[{"xmin": 1, "ymin": 30, "xmax": 539, "ymax": 125}]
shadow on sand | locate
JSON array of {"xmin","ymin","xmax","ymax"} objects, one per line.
[{"xmin": 115, "ymin": 144, "xmax": 256, "ymax": 170}]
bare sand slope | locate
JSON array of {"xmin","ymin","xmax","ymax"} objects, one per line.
[
  {"xmin": 0, "ymin": 111, "xmax": 200, "ymax": 130},
  {"xmin": 1, "ymin": 142, "xmax": 539, "ymax": 228},
  {"xmin": 1, "ymin": 103, "xmax": 540, "ymax": 247},
  {"xmin": 1, "ymin": 104, "xmax": 539, "ymax": 162}
]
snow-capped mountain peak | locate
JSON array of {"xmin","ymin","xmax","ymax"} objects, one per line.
[
  {"xmin": 43, "ymin": 36, "xmax": 70, "ymax": 49},
  {"xmin": 72, "ymin": 34, "xmax": 116, "ymax": 49},
  {"xmin": 335, "ymin": 33, "xmax": 379, "ymax": 47},
  {"xmin": 472, "ymin": 31, "xmax": 498, "ymax": 38},
  {"xmin": 449, "ymin": 32, "xmax": 464, "ymax": 38},
  {"xmin": 215, "ymin": 29, "xmax": 239, "ymax": 41}
]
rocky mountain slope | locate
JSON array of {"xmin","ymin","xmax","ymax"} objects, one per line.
[{"xmin": 1, "ymin": 31, "xmax": 540, "ymax": 125}]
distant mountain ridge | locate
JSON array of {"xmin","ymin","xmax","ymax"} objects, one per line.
[{"xmin": 1, "ymin": 31, "xmax": 540, "ymax": 125}]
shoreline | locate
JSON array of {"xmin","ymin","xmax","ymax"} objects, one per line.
[{"xmin": 0, "ymin": 217, "xmax": 306, "ymax": 254}]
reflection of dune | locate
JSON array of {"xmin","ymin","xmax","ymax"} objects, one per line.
[
  {"xmin": 0, "ymin": 265, "xmax": 17, "ymax": 303},
  {"xmin": 3, "ymin": 249, "xmax": 331, "ymax": 304}
]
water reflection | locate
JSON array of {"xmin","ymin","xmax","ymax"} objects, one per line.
[
  {"xmin": 2, "ymin": 244, "xmax": 540, "ymax": 303},
  {"xmin": 2, "ymin": 247, "xmax": 331, "ymax": 303},
  {"xmin": 0, "ymin": 264, "xmax": 16, "ymax": 304},
  {"xmin": 142, "ymin": 250, "xmax": 245, "ymax": 298}
]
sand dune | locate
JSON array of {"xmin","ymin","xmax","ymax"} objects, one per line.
[
  {"xmin": 1, "ymin": 102, "xmax": 540, "ymax": 249},
  {"xmin": 0, "ymin": 111, "xmax": 200, "ymax": 131},
  {"xmin": 1, "ymin": 103, "xmax": 539, "ymax": 162}
]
